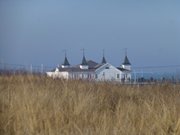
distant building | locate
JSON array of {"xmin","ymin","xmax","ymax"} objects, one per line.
[{"xmin": 46, "ymin": 53, "xmax": 132, "ymax": 82}]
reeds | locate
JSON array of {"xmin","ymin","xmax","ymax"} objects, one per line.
[{"xmin": 0, "ymin": 75, "xmax": 180, "ymax": 135}]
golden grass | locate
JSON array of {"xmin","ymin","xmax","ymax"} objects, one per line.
[{"xmin": 0, "ymin": 75, "xmax": 180, "ymax": 135}]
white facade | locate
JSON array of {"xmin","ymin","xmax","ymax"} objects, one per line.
[
  {"xmin": 120, "ymin": 71, "xmax": 131, "ymax": 82},
  {"xmin": 46, "ymin": 63, "xmax": 131, "ymax": 83},
  {"xmin": 46, "ymin": 68, "xmax": 69, "ymax": 79},
  {"xmin": 95, "ymin": 63, "xmax": 122, "ymax": 82},
  {"xmin": 122, "ymin": 65, "xmax": 131, "ymax": 71},
  {"xmin": 69, "ymin": 72, "xmax": 95, "ymax": 80},
  {"xmin": 79, "ymin": 65, "xmax": 89, "ymax": 70},
  {"xmin": 46, "ymin": 54, "xmax": 132, "ymax": 82}
]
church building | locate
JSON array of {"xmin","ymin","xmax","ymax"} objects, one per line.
[{"xmin": 46, "ymin": 52, "xmax": 132, "ymax": 83}]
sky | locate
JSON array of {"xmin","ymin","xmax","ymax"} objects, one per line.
[{"xmin": 0, "ymin": 0, "xmax": 180, "ymax": 68}]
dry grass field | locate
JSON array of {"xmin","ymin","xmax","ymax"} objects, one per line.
[{"xmin": 0, "ymin": 75, "xmax": 180, "ymax": 135}]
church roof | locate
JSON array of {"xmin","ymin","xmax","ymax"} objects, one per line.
[
  {"xmin": 87, "ymin": 60, "xmax": 98, "ymax": 68},
  {"xmin": 58, "ymin": 67, "xmax": 95, "ymax": 72},
  {"xmin": 122, "ymin": 55, "xmax": 131, "ymax": 65},
  {"xmin": 76, "ymin": 60, "xmax": 99, "ymax": 69},
  {"xmin": 117, "ymin": 67, "xmax": 131, "ymax": 72},
  {"xmin": 63, "ymin": 56, "xmax": 70, "ymax": 66},
  {"xmin": 101, "ymin": 56, "xmax": 107, "ymax": 64},
  {"xmin": 58, "ymin": 60, "xmax": 103, "ymax": 72},
  {"xmin": 81, "ymin": 56, "xmax": 88, "ymax": 65}
]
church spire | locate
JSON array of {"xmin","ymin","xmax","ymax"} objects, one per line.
[
  {"xmin": 121, "ymin": 48, "xmax": 131, "ymax": 71},
  {"xmin": 81, "ymin": 55, "xmax": 88, "ymax": 65},
  {"xmin": 101, "ymin": 49, "xmax": 107, "ymax": 64},
  {"xmin": 80, "ymin": 49, "xmax": 89, "ymax": 69},
  {"xmin": 122, "ymin": 49, "xmax": 131, "ymax": 65},
  {"xmin": 61, "ymin": 50, "xmax": 70, "ymax": 68},
  {"xmin": 81, "ymin": 48, "xmax": 88, "ymax": 65}
]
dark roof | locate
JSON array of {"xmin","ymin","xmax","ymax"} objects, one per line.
[
  {"xmin": 81, "ymin": 56, "xmax": 88, "ymax": 65},
  {"xmin": 58, "ymin": 60, "xmax": 103, "ymax": 72},
  {"xmin": 58, "ymin": 67, "xmax": 96, "ymax": 72},
  {"xmin": 76, "ymin": 60, "xmax": 99, "ymax": 68},
  {"xmin": 87, "ymin": 60, "xmax": 98, "ymax": 69},
  {"xmin": 117, "ymin": 67, "xmax": 131, "ymax": 72},
  {"xmin": 122, "ymin": 55, "xmax": 131, "ymax": 65},
  {"xmin": 101, "ymin": 56, "xmax": 107, "ymax": 64},
  {"xmin": 94, "ymin": 64, "xmax": 104, "ymax": 69},
  {"xmin": 63, "ymin": 56, "xmax": 70, "ymax": 66}
]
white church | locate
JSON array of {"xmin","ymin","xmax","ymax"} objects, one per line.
[{"xmin": 46, "ymin": 53, "xmax": 132, "ymax": 83}]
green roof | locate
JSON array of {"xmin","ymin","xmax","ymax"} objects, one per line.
[
  {"xmin": 101, "ymin": 56, "xmax": 107, "ymax": 64},
  {"xmin": 63, "ymin": 56, "xmax": 70, "ymax": 66},
  {"xmin": 122, "ymin": 55, "xmax": 131, "ymax": 65},
  {"xmin": 81, "ymin": 56, "xmax": 88, "ymax": 65}
]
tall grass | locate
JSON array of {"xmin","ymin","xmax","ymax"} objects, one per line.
[{"xmin": 0, "ymin": 75, "xmax": 180, "ymax": 135}]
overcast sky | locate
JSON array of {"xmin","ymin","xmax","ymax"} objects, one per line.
[{"xmin": 0, "ymin": 0, "xmax": 180, "ymax": 68}]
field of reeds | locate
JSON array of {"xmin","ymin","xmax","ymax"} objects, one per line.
[{"xmin": 0, "ymin": 75, "xmax": 180, "ymax": 135}]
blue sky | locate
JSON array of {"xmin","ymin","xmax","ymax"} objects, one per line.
[{"xmin": 0, "ymin": 0, "xmax": 180, "ymax": 68}]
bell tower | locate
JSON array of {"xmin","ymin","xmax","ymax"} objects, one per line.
[
  {"xmin": 80, "ymin": 49, "xmax": 89, "ymax": 69},
  {"xmin": 61, "ymin": 50, "xmax": 70, "ymax": 68}
]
